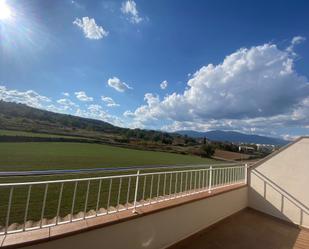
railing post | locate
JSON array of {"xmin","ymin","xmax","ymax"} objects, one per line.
[
  {"xmin": 208, "ymin": 166, "xmax": 212, "ymax": 193},
  {"xmin": 133, "ymin": 170, "xmax": 140, "ymax": 213},
  {"xmin": 23, "ymin": 185, "xmax": 32, "ymax": 231},
  {"xmin": 5, "ymin": 186, "xmax": 14, "ymax": 235},
  {"xmin": 245, "ymin": 164, "xmax": 248, "ymax": 184}
]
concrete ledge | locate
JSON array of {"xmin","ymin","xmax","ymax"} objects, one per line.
[{"xmin": 0, "ymin": 184, "xmax": 246, "ymax": 248}]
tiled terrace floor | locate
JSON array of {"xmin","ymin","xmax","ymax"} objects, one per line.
[{"xmin": 170, "ymin": 208, "xmax": 309, "ymax": 249}]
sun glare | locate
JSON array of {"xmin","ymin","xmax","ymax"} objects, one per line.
[{"xmin": 0, "ymin": 0, "xmax": 12, "ymax": 20}]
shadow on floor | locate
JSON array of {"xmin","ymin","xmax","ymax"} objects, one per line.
[
  {"xmin": 249, "ymin": 169, "xmax": 309, "ymax": 227},
  {"xmin": 168, "ymin": 208, "xmax": 306, "ymax": 249}
]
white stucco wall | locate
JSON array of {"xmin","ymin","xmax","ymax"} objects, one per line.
[
  {"xmin": 23, "ymin": 187, "xmax": 247, "ymax": 249},
  {"xmin": 249, "ymin": 137, "xmax": 309, "ymax": 228}
]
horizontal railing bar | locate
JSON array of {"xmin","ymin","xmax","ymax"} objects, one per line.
[
  {"xmin": 0, "ymin": 164, "xmax": 246, "ymax": 235},
  {"xmin": 0, "ymin": 165, "xmax": 245, "ymax": 187},
  {"xmin": 1, "ymin": 179, "xmax": 245, "ymax": 235},
  {"xmin": 0, "ymin": 162, "xmax": 249, "ymax": 177}
]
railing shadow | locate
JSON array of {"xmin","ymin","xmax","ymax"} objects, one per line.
[{"xmin": 249, "ymin": 169, "xmax": 309, "ymax": 227}]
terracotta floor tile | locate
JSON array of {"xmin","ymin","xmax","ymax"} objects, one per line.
[
  {"xmin": 0, "ymin": 235, "xmax": 5, "ymax": 247},
  {"xmin": 2, "ymin": 228, "xmax": 49, "ymax": 247},
  {"xmin": 85, "ymin": 213, "xmax": 119, "ymax": 228},
  {"xmin": 49, "ymin": 220, "xmax": 88, "ymax": 238},
  {"xmin": 116, "ymin": 209, "xmax": 137, "ymax": 220}
]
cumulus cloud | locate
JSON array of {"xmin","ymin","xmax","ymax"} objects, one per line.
[
  {"xmin": 160, "ymin": 80, "xmax": 168, "ymax": 90},
  {"xmin": 286, "ymin": 36, "xmax": 306, "ymax": 53},
  {"xmin": 73, "ymin": 17, "xmax": 108, "ymax": 40},
  {"xmin": 107, "ymin": 77, "xmax": 133, "ymax": 92},
  {"xmin": 0, "ymin": 85, "xmax": 125, "ymax": 127},
  {"xmin": 76, "ymin": 104, "xmax": 124, "ymax": 127},
  {"xmin": 121, "ymin": 0, "xmax": 143, "ymax": 24},
  {"xmin": 74, "ymin": 91, "xmax": 93, "ymax": 102},
  {"xmin": 281, "ymin": 134, "xmax": 300, "ymax": 141},
  {"xmin": 57, "ymin": 98, "xmax": 78, "ymax": 110},
  {"xmin": 123, "ymin": 110, "xmax": 135, "ymax": 118},
  {"xmin": 62, "ymin": 92, "xmax": 70, "ymax": 97},
  {"xmin": 291, "ymin": 36, "xmax": 306, "ymax": 45},
  {"xmin": 0, "ymin": 85, "xmax": 51, "ymax": 108},
  {"xmin": 101, "ymin": 96, "xmax": 119, "ymax": 107},
  {"xmin": 126, "ymin": 39, "xmax": 309, "ymax": 135}
]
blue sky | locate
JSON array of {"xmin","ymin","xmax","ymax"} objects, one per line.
[{"xmin": 0, "ymin": 0, "xmax": 309, "ymax": 140}]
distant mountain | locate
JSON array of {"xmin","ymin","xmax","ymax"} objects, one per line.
[
  {"xmin": 0, "ymin": 100, "xmax": 121, "ymax": 134},
  {"xmin": 0, "ymin": 100, "xmax": 289, "ymax": 146},
  {"xmin": 0, "ymin": 101, "xmax": 178, "ymax": 142},
  {"xmin": 176, "ymin": 130, "xmax": 289, "ymax": 145}
]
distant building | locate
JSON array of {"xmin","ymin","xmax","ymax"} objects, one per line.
[
  {"xmin": 256, "ymin": 144, "xmax": 275, "ymax": 153},
  {"xmin": 238, "ymin": 145, "xmax": 255, "ymax": 153}
]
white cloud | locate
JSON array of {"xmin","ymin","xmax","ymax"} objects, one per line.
[
  {"xmin": 0, "ymin": 85, "xmax": 51, "ymax": 108},
  {"xmin": 281, "ymin": 134, "xmax": 299, "ymax": 141},
  {"xmin": 76, "ymin": 104, "xmax": 124, "ymax": 127},
  {"xmin": 126, "ymin": 40, "xmax": 309, "ymax": 135},
  {"xmin": 121, "ymin": 0, "xmax": 143, "ymax": 24},
  {"xmin": 160, "ymin": 80, "xmax": 168, "ymax": 90},
  {"xmin": 71, "ymin": 0, "xmax": 84, "ymax": 9},
  {"xmin": 101, "ymin": 96, "xmax": 119, "ymax": 107},
  {"xmin": 57, "ymin": 98, "xmax": 78, "ymax": 110},
  {"xmin": 123, "ymin": 110, "xmax": 135, "ymax": 118},
  {"xmin": 286, "ymin": 36, "xmax": 306, "ymax": 53},
  {"xmin": 74, "ymin": 91, "xmax": 93, "ymax": 102},
  {"xmin": 73, "ymin": 17, "xmax": 108, "ymax": 40},
  {"xmin": 0, "ymin": 85, "xmax": 125, "ymax": 127},
  {"xmin": 291, "ymin": 36, "xmax": 306, "ymax": 45},
  {"xmin": 107, "ymin": 77, "xmax": 133, "ymax": 92},
  {"xmin": 62, "ymin": 92, "xmax": 70, "ymax": 97}
]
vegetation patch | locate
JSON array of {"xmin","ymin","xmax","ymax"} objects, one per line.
[{"xmin": 0, "ymin": 142, "xmax": 217, "ymax": 171}]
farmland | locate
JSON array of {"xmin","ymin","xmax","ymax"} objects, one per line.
[
  {"xmin": 214, "ymin": 149, "xmax": 251, "ymax": 161},
  {"xmin": 0, "ymin": 102, "xmax": 227, "ymax": 230},
  {"xmin": 0, "ymin": 129, "xmax": 79, "ymax": 139},
  {"xmin": 0, "ymin": 142, "xmax": 217, "ymax": 172},
  {"xmin": 0, "ymin": 141, "xmax": 223, "ymax": 229}
]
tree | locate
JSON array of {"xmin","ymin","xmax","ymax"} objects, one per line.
[
  {"xmin": 203, "ymin": 137, "xmax": 207, "ymax": 144},
  {"xmin": 200, "ymin": 144, "xmax": 215, "ymax": 158}
]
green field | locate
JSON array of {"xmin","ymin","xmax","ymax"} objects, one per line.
[
  {"xmin": 0, "ymin": 165, "xmax": 245, "ymax": 229},
  {"xmin": 0, "ymin": 129, "xmax": 81, "ymax": 139},
  {"xmin": 0, "ymin": 142, "xmax": 223, "ymax": 228},
  {"xmin": 0, "ymin": 142, "xmax": 217, "ymax": 171}
]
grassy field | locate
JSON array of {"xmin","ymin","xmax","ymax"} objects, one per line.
[
  {"xmin": 0, "ymin": 166, "xmax": 245, "ymax": 229},
  {"xmin": 0, "ymin": 142, "xmax": 217, "ymax": 171},
  {"xmin": 0, "ymin": 142, "xmax": 224, "ymax": 229},
  {"xmin": 0, "ymin": 129, "xmax": 82, "ymax": 139}
]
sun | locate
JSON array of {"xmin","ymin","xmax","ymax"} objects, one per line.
[{"xmin": 0, "ymin": 0, "xmax": 12, "ymax": 20}]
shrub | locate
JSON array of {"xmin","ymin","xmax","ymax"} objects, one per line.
[{"xmin": 200, "ymin": 144, "xmax": 215, "ymax": 158}]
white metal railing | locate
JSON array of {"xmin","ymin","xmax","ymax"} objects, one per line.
[{"xmin": 0, "ymin": 164, "xmax": 247, "ymax": 234}]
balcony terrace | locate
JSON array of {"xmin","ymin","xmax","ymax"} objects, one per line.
[
  {"xmin": 0, "ymin": 136, "xmax": 308, "ymax": 249},
  {"xmin": 170, "ymin": 208, "xmax": 309, "ymax": 249}
]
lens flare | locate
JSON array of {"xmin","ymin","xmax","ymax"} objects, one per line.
[{"xmin": 0, "ymin": 0, "xmax": 12, "ymax": 20}]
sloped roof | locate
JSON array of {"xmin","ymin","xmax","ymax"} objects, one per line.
[{"xmin": 250, "ymin": 136, "xmax": 309, "ymax": 169}]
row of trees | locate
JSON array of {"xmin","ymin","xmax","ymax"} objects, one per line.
[
  {"xmin": 0, "ymin": 101, "xmax": 220, "ymax": 159},
  {"xmin": 122, "ymin": 129, "xmax": 200, "ymax": 145}
]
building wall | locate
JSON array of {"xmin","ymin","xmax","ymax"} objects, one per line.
[
  {"xmin": 249, "ymin": 137, "xmax": 309, "ymax": 228},
  {"xmin": 24, "ymin": 187, "xmax": 247, "ymax": 249}
]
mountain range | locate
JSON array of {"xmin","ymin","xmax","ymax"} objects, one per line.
[
  {"xmin": 0, "ymin": 100, "xmax": 289, "ymax": 146},
  {"xmin": 176, "ymin": 130, "xmax": 289, "ymax": 145}
]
